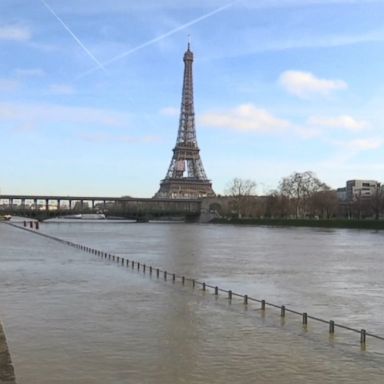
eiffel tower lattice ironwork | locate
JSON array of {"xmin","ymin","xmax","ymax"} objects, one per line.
[{"xmin": 155, "ymin": 44, "xmax": 215, "ymax": 199}]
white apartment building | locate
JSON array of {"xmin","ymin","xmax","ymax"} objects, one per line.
[{"xmin": 346, "ymin": 179, "xmax": 380, "ymax": 201}]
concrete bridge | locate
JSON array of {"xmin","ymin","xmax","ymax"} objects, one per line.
[
  {"xmin": 0, "ymin": 194, "xmax": 232, "ymax": 221},
  {"xmin": 0, "ymin": 194, "xmax": 211, "ymax": 221}
]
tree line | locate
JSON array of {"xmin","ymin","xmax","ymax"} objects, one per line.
[{"xmin": 224, "ymin": 171, "xmax": 384, "ymax": 220}]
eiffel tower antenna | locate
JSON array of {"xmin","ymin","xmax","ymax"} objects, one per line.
[{"xmin": 154, "ymin": 43, "xmax": 215, "ymax": 199}]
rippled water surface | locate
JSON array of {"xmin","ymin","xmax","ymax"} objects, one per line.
[{"xmin": 1, "ymin": 221, "xmax": 384, "ymax": 383}]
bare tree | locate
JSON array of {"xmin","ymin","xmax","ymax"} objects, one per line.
[
  {"xmin": 279, "ymin": 171, "xmax": 329, "ymax": 218},
  {"xmin": 264, "ymin": 190, "xmax": 291, "ymax": 218},
  {"xmin": 343, "ymin": 186, "xmax": 384, "ymax": 220},
  {"xmin": 370, "ymin": 184, "xmax": 384, "ymax": 220},
  {"xmin": 226, "ymin": 178, "xmax": 257, "ymax": 218},
  {"xmin": 309, "ymin": 189, "xmax": 338, "ymax": 218}
]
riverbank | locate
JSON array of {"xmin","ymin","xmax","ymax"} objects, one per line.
[
  {"xmin": 0, "ymin": 321, "xmax": 16, "ymax": 384},
  {"xmin": 211, "ymin": 218, "xmax": 384, "ymax": 230}
]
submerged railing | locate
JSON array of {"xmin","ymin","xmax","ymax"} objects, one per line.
[{"xmin": 6, "ymin": 221, "xmax": 384, "ymax": 347}]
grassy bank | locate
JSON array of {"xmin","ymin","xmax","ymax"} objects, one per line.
[{"xmin": 211, "ymin": 218, "xmax": 384, "ymax": 230}]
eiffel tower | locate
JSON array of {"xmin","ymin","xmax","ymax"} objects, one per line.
[{"xmin": 154, "ymin": 44, "xmax": 215, "ymax": 199}]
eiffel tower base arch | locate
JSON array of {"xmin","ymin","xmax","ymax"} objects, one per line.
[{"xmin": 155, "ymin": 178, "xmax": 214, "ymax": 199}]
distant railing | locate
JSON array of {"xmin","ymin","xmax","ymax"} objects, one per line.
[{"xmin": 6, "ymin": 220, "xmax": 384, "ymax": 347}]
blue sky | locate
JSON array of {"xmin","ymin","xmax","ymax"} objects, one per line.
[{"xmin": 1, "ymin": 0, "xmax": 384, "ymax": 197}]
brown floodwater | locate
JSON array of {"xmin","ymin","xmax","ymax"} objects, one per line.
[{"xmin": 1, "ymin": 221, "xmax": 383, "ymax": 383}]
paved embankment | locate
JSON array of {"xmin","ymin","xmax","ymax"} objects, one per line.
[{"xmin": 0, "ymin": 321, "xmax": 16, "ymax": 384}]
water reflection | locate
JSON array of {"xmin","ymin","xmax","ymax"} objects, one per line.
[
  {"xmin": 43, "ymin": 222, "xmax": 384, "ymax": 332},
  {"xmin": 1, "ymin": 222, "xmax": 384, "ymax": 383}
]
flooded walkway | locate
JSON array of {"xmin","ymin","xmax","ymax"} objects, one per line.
[
  {"xmin": 0, "ymin": 321, "xmax": 16, "ymax": 384},
  {"xmin": 1, "ymin": 222, "xmax": 384, "ymax": 383}
]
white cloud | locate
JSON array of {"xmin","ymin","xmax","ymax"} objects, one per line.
[
  {"xmin": 13, "ymin": 122, "xmax": 38, "ymax": 133},
  {"xmin": 14, "ymin": 68, "xmax": 45, "ymax": 77},
  {"xmin": 279, "ymin": 70, "xmax": 348, "ymax": 98},
  {"xmin": 247, "ymin": 0, "xmax": 384, "ymax": 8},
  {"xmin": 0, "ymin": 25, "xmax": 31, "ymax": 41},
  {"xmin": 49, "ymin": 84, "xmax": 75, "ymax": 95},
  {"xmin": 40, "ymin": 0, "xmax": 381, "ymax": 13},
  {"xmin": 0, "ymin": 102, "xmax": 127, "ymax": 128},
  {"xmin": 160, "ymin": 106, "xmax": 179, "ymax": 116},
  {"xmin": 308, "ymin": 115, "xmax": 368, "ymax": 131},
  {"xmin": 200, "ymin": 103, "xmax": 291, "ymax": 133},
  {"xmin": 293, "ymin": 126, "xmax": 323, "ymax": 139},
  {"xmin": 79, "ymin": 132, "xmax": 161, "ymax": 144},
  {"xmin": 337, "ymin": 138, "xmax": 383, "ymax": 152},
  {"xmin": 0, "ymin": 79, "xmax": 20, "ymax": 92},
  {"xmin": 327, "ymin": 138, "xmax": 383, "ymax": 167}
]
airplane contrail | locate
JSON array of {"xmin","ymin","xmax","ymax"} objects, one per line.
[
  {"xmin": 40, "ymin": 0, "xmax": 106, "ymax": 72},
  {"xmin": 76, "ymin": 0, "xmax": 240, "ymax": 80}
]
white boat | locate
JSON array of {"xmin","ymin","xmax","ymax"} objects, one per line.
[
  {"xmin": 82, "ymin": 214, "xmax": 106, "ymax": 220},
  {"xmin": 63, "ymin": 214, "xmax": 106, "ymax": 220}
]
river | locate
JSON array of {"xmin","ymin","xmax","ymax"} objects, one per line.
[{"xmin": 1, "ymin": 220, "xmax": 383, "ymax": 383}]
